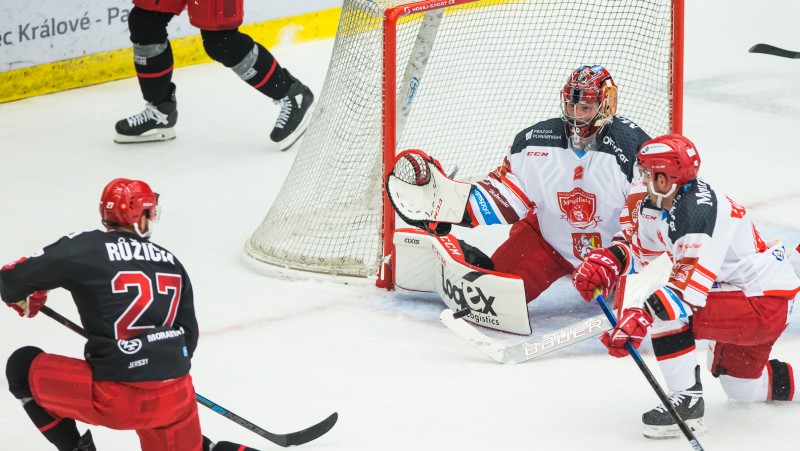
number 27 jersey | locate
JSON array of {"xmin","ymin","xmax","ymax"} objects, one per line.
[{"xmin": 0, "ymin": 229, "xmax": 198, "ymax": 357}]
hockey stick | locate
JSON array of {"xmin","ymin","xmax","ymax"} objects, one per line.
[
  {"xmin": 396, "ymin": 9, "xmax": 444, "ymax": 140},
  {"xmin": 193, "ymin": 395, "xmax": 337, "ymax": 447},
  {"xmin": 38, "ymin": 306, "xmax": 338, "ymax": 447},
  {"xmin": 440, "ymin": 309, "xmax": 610, "ymax": 364},
  {"xmin": 441, "ymin": 253, "xmax": 673, "ymax": 363},
  {"xmin": 593, "ymin": 293, "xmax": 704, "ymax": 451},
  {"xmin": 748, "ymin": 44, "xmax": 800, "ymax": 59}
]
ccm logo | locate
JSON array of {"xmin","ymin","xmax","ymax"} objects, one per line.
[
  {"xmin": 404, "ymin": 238, "xmax": 420, "ymax": 245},
  {"xmin": 527, "ymin": 151, "xmax": 549, "ymax": 157}
]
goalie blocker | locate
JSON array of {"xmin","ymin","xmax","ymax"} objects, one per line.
[{"xmin": 394, "ymin": 228, "xmax": 531, "ymax": 335}]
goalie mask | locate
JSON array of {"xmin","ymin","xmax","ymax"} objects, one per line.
[
  {"xmin": 637, "ymin": 134, "xmax": 701, "ymax": 208},
  {"xmin": 560, "ymin": 65, "xmax": 618, "ymax": 149},
  {"xmin": 100, "ymin": 178, "xmax": 160, "ymax": 238}
]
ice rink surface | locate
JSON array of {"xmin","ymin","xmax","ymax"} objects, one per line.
[{"xmin": 1, "ymin": 1, "xmax": 799, "ymax": 449}]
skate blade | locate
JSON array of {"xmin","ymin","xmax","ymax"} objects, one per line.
[
  {"xmin": 276, "ymin": 104, "xmax": 315, "ymax": 151},
  {"xmin": 642, "ymin": 418, "xmax": 707, "ymax": 440},
  {"xmin": 114, "ymin": 128, "xmax": 176, "ymax": 144}
]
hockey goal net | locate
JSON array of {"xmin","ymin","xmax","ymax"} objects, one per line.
[{"xmin": 246, "ymin": 0, "xmax": 684, "ymax": 287}]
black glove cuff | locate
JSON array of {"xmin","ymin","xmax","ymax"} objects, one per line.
[{"xmin": 606, "ymin": 244, "xmax": 628, "ymax": 275}]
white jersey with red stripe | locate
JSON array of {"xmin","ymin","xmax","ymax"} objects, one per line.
[
  {"xmin": 466, "ymin": 116, "xmax": 651, "ymax": 267},
  {"xmin": 626, "ymin": 178, "xmax": 800, "ymax": 308}
]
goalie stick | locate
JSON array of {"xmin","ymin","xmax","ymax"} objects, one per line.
[
  {"xmin": 441, "ymin": 253, "xmax": 673, "ymax": 364},
  {"xmin": 38, "ymin": 306, "xmax": 338, "ymax": 447},
  {"xmin": 440, "ymin": 308, "xmax": 610, "ymax": 364},
  {"xmin": 749, "ymin": 43, "xmax": 800, "ymax": 59}
]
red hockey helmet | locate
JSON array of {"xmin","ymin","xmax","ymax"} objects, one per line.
[
  {"xmin": 637, "ymin": 134, "xmax": 701, "ymax": 186},
  {"xmin": 99, "ymin": 178, "xmax": 159, "ymax": 227},
  {"xmin": 560, "ymin": 65, "xmax": 618, "ymax": 138}
]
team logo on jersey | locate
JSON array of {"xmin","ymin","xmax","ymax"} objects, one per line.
[
  {"xmin": 558, "ymin": 188, "xmax": 600, "ymax": 229},
  {"xmin": 670, "ymin": 257, "xmax": 698, "ymax": 290},
  {"xmin": 118, "ymin": 338, "xmax": 143, "ymax": 355},
  {"xmin": 572, "ymin": 233, "xmax": 602, "ymax": 260},
  {"xmin": 573, "ymin": 166, "xmax": 584, "ymax": 181}
]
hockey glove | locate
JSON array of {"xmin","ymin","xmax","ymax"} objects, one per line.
[
  {"xmin": 572, "ymin": 247, "xmax": 624, "ymax": 301},
  {"xmin": 386, "ymin": 149, "xmax": 472, "ymax": 227},
  {"xmin": 600, "ymin": 307, "xmax": 652, "ymax": 358},
  {"xmin": 8, "ymin": 290, "xmax": 48, "ymax": 318}
]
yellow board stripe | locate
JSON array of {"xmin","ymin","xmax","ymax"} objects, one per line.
[{"xmin": 0, "ymin": 7, "xmax": 341, "ymax": 104}]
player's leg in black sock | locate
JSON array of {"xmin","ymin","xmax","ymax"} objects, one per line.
[{"xmin": 7, "ymin": 346, "xmax": 81, "ymax": 451}]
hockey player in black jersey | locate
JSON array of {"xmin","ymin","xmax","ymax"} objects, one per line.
[
  {"xmin": 1, "ymin": 178, "xmax": 259, "ymax": 450},
  {"xmin": 114, "ymin": 1, "xmax": 314, "ymax": 150}
]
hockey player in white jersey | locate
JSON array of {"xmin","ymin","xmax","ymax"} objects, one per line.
[
  {"xmin": 388, "ymin": 65, "xmax": 651, "ymax": 305},
  {"xmin": 572, "ymin": 134, "xmax": 800, "ymax": 439}
]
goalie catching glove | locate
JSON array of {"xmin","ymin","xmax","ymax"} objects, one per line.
[{"xmin": 386, "ymin": 149, "xmax": 473, "ymax": 235}]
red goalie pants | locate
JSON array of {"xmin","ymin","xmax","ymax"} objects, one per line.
[
  {"xmin": 693, "ymin": 292, "xmax": 791, "ymax": 379},
  {"xmin": 133, "ymin": 0, "xmax": 244, "ymax": 30},
  {"xmin": 29, "ymin": 353, "xmax": 203, "ymax": 451},
  {"xmin": 491, "ymin": 212, "xmax": 574, "ymax": 303}
]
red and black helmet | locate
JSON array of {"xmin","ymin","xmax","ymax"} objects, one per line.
[
  {"xmin": 638, "ymin": 134, "xmax": 701, "ymax": 186},
  {"xmin": 99, "ymin": 178, "xmax": 159, "ymax": 227},
  {"xmin": 560, "ymin": 65, "xmax": 618, "ymax": 139}
]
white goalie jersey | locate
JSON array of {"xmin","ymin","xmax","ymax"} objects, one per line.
[
  {"xmin": 467, "ymin": 116, "xmax": 651, "ymax": 267},
  {"xmin": 622, "ymin": 178, "xmax": 800, "ymax": 308}
]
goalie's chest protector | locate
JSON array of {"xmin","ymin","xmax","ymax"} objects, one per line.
[{"xmin": 508, "ymin": 118, "xmax": 644, "ymax": 267}]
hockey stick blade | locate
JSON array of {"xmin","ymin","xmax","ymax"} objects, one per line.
[
  {"xmin": 749, "ymin": 43, "xmax": 800, "ymax": 59},
  {"xmin": 440, "ymin": 253, "xmax": 671, "ymax": 363},
  {"xmin": 195, "ymin": 395, "xmax": 338, "ymax": 447},
  {"xmin": 39, "ymin": 306, "xmax": 338, "ymax": 447},
  {"xmin": 440, "ymin": 309, "xmax": 611, "ymax": 364}
]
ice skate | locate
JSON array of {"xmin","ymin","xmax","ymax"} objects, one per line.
[
  {"xmin": 270, "ymin": 73, "xmax": 314, "ymax": 151},
  {"xmin": 642, "ymin": 378, "xmax": 707, "ymax": 439},
  {"xmin": 73, "ymin": 430, "xmax": 96, "ymax": 451},
  {"xmin": 115, "ymin": 84, "xmax": 178, "ymax": 144}
]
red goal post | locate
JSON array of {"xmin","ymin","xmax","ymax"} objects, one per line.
[{"xmin": 245, "ymin": 0, "xmax": 685, "ymax": 288}]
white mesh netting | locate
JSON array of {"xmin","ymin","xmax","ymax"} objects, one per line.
[{"xmin": 246, "ymin": 0, "xmax": 678, "ymax": 279}]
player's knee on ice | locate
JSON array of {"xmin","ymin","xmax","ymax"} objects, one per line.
[{"xmin": 6, "ymin": 346, "xmax": 44, "ymax": 399}]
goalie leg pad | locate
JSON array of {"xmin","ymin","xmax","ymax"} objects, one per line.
[
  {"xmin": 433, "ymin": 236, "xmax": 531, "ymax": 335},
  {"xmin": 491, "ymin": 213, "xmax": 573, "ymax": 303}
]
